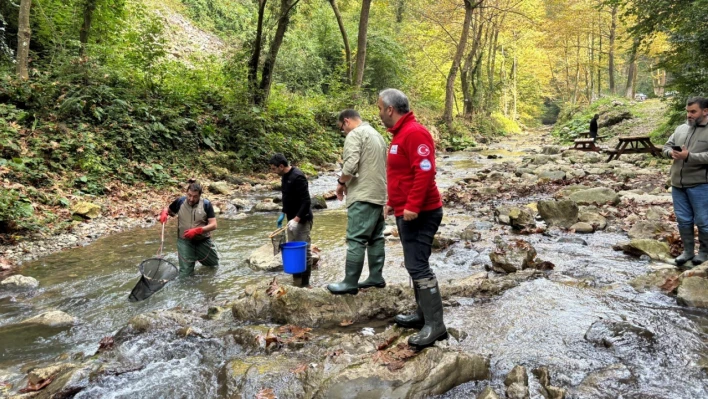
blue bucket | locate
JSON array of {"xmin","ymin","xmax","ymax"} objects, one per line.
[{"xmin": 281, "ymin": 241, "xmax": 307, "ymax": 274}]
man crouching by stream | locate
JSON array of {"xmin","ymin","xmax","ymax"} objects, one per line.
[
  {"xmin": 159, "ymin": 179, "xmax": 219, "ymax": 277},
  {"xmin": 378, "ymin": 88, "xmax": 447, "ymax": 347}
]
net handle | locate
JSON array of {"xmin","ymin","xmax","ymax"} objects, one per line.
[
  {"xmin": 156, "ymin": 222, "xmax": 166, "ymax": 257},
  {"xmin": 268, "ymin": 227, "xmax": 286, "ymax": 238}
]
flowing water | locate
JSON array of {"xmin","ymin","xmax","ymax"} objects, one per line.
[{"xmin": 1, "ymin": 134, "xmax": 706, "ymax": 398}]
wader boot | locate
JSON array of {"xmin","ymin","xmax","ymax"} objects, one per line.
[
  {"xmin": 408, "ymin": 277, "xmax": 448, "ymax": 347},
  {"xmin": 675, "ymin": 228, "xmax": 695, "ymax": 267},
  {"xmin": 692, "ymin": 231, "xmax": 708, "ymax": 266},
  {"xmin": 358, "ymin": 243, "xmax": 386, "ymax": 289},
  {"xmin": 326, "ymin": 260, "xmax": 362, "ymax": 295},
  {"xmin": 394, "ymin": 287, "xmax": 424, "ymax": 329}
]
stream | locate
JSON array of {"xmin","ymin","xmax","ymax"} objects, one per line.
[{"xmin": 1, "ymin": 133, "xmax": 706, "ymax": 398}]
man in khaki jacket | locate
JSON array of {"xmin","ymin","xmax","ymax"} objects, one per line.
[{"xmin": 327, "ymin": 109, "xmax": 388, "ymax": 295}]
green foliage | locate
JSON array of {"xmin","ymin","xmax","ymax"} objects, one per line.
[
  {"xmin": 552, "ymin": 96, "xmax": 623, "ymax": 141},
  {"xmin": 0, "ymin": 189, "xmax": 34, "ymax": 233},
  {"xmin": 491, "ymin": 112, "xmax": 522, "ymax": 134}
]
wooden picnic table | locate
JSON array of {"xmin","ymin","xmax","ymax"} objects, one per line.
[
  {"xmin": 571, "ymin": 138, "xmax": 601, "ymax": 152},
  {"xmin": 577, "ymin": 131, "xmax": 606, "ymax": 141},
  {"xmin": 605, "ymin": 136, "xmax": 660, "ymax": 162}
]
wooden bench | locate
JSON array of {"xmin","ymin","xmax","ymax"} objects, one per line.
[
  {"xmin": 605, "ymin": 136, "xmax": 660, "ymax": 162},
  {"xmin": 571, "ymin": 138, "xmax": 600, "ymax": 152}
]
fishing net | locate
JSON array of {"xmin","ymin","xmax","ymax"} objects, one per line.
[
  {"xmin": 270, "ymin": 227, "xmax": 286, "ymax": 256},
  {"xmin": 128, "ymin": 257, "xmax": 179, "ymax": 302}
]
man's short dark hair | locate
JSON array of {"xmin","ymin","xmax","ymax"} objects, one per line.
[
  {"xmin": 269, "ymin": 153, "xmax": 289, "ymax": 167},
  {"xmin": 338, "ymin": 109, "xmax": 361, "ymax": 123},
  {"xmin": 186, "ymin": 178, "xmax": 202, "ymax": 194},
  {"xmin": 687, "ymin": 96, "xmax": 708, "ymax": 109}
]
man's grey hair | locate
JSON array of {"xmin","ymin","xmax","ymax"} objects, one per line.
[
  {"xmin": 379, "ymin": 89, "xmax": 410, "ymax": 114},
  {"xmin": 687, "ymin": 96, "xmax": 708, "ymax": 109}
]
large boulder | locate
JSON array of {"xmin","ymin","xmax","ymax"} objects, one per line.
[
  {"xmin": 578, "ymin": 212, "xmax": 607, "ymax": 230},
  {"xmin": 124, "ymin": 310, "xmax": 199, "ymax": 334},
  {"xmin": 627, "ymin": 221, "xmax": 672, "ymax": 240},
  {"xmin": 677, "ymin": 277, "xmax": 708, "ymax": 308},
  {"xmin": 253, "ymin": 200, "xmax": 281, "ymax": 212},
  {"xmin": 539, "ymin": 171, "xmax": 566, "ymax": 182},
  {"xmin": 208, "ymin": 181, "xmax": 231, "ymax": 195},
  {"xmin": 21, "ymin": 310, "xmax": 76, "ymax": 328},
  {"xmin": 496, "ymin": 206, "xmax": 536, "ymax": 229},
  {"xmin": 629, "ymin": 269, "xmax": 680, "ymax": 292},
  {"xmin": 70, "ymin": 201, "xmax": 101, "ymax": 219},
  {"xmin": 569, "ymin": 188, "xmax": 620, "ymax": 206},
  {"xmin": 316, "ymin": 347, "xmax": 490, "ymax": 399},
  {"xmin": 247, "ymin": 243, "xmax": 283, "ymax": 271},
  {"xmin": 311, "ymin": 195, "xmax": 327, "ymax": 210},
  {"xmin": 537, "ymin": 200, "xmax": 579, "ymax": 229},
  {"xmin": 477, "ymin": 387, "xmax": 501, "ymax": 399},
  {"xmin": 489, "ymin": 239, "xmax": 537, "ymax": 273},
  {"xmin": 1, "ymin": 274, "xmax": 39, "ymax": 289}
]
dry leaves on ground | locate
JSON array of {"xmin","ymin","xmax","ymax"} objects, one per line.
[
  {"xmin": 372, "ymin": 342, "xmax": 418, "ymax": 372},
  {"xmin": 266, "ymin": 277, "xmax": 287, "ymax": 298},
  {"xmin": 256, "ymin": 388, "xmax": 277, "ymax": 399},
  {"xmin": 663, "ymin": 232, "xmax": 683, "ymax": 257},
  {"xmin": 290, "ymin": 363, "xmax": 307, "ymax": 374},
  {"xmin": 255, "ymin": 328, "xmax": 282, "ymax": 349},
  {"xmin": 339, "ymin": 319, "xmax": 354, "ymax": 326},
  {"xmin": 18, "ymin": 376, "xmax": 55, "ymax": 393},
  {"xmin": 326, "ymin": 349, "xmax": 343, "ymax": 358},
  {"xmin": 277, "ymin": 324, "xmax": 312, "ymax": 343},
  {"xmin": 97, "ymin": 336, "xmax": 115, "ymax": 353},
  {"xmin": 376, "ymin": 334, "xmax": 400, "ymax": 351},
  {"xmin": 660, "ymin": 276, "xmax": 680, "ymax": 293}
]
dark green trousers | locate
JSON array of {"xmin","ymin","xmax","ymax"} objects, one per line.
[
  {"xmin": 346, "ymin": 201, "xmax": 385, "ymax": 278},
  {"xmin": 176, "ymin": 238, "xmax": 219, "ymax": 277}
]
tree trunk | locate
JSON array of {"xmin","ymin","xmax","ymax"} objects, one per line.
[
  {"xmin": 396, "ymin": 0, "xmax": 405, "ymax": 23},
  {"xmin": 328, "ymin": 0, "xmax": 352, "ymax": 84},
  {"xmin": 462, "ymin": 5, "xmax": 485, "ymax": 117},
  {"xmin": 443, "ymin": 0, "xmax": 475, "ymax": 129},
  {"xmin": 16, "ymin": 0, "xmax": 32, "ymax": 80},
  {"xmin": 248, "ymin": 0, "xmax": 268, "ymax": 99},
  {"xmin": 354, "ymin": 0, "xmax": 372, "ymax": 88},
  {"xmin": 80, "ymin": 0, "xmax": 97, "ymax": 56},
  {"xmin": 512, "ymin": 47, "xmax": 517, "ymax": 121},
  {"xmin": 597, "ymin": 10, "xmax": 602, "ymax": 99},
  {"xmin": 624, "ymin": 39, "xmax": 639, "ymax": 99},
  {"xmin": 608, "ymin": 4, "xmax": 617, "ymax": 94},
  {"xmin": 256, "ymin": 0, "xmax": 300, "ymax": 106}
]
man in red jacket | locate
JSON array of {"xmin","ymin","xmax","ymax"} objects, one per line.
[{"xmin": 378, "ymin": 88, "xmax": 447, "ymax": 347}]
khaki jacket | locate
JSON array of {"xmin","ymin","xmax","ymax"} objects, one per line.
[
  {"xmin": 663, "ymin": 123, "xmax": 708, "ymax": 188},
  {"xmin": 342, "ymin": 122, "xmax": 387, "ymax": 207}
]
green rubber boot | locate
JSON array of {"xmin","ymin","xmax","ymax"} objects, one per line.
[
  {"xmin": 327, "ymin": 259, "xmax": 363, "ymax": 295},
  {"xmin": 359, "ymin": 240, "xmax": 386, "ymax": 289},
  {"xmin": 408, "ymin": 277, "xmax": 448, "ymax": 347}
]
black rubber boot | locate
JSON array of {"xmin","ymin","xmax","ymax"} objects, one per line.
[
  {"xmin": 675, "ymin": 228, "xmax": 695, "ymax": 267},
  {"xmin": 408, "ymin": 277, "xmax": 448, "ymax": 347},
  {"xmin": 327, "ymin": 260, "xmax": 362, "ymax": 295},
  {"xmin": 394, "ymin": 287, "xmax": 423, "ymax": 329},
  {"xmin": 692, "ymin": 231, "xmax": 708, "ymax": 266}
]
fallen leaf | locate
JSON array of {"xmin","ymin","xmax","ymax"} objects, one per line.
[
  {"xmin": 266, "ymin": 277, "xmax": 287, "ymax": 297},
  {"xmin": 97, "ymin": 336, "xmax": 114, "ymax": 352},
  {"xmin": 339, "ymin": 319, "xmax": 354, "ymax": 327},
  {"xmin": 659, "ymin": 276, "xmax": 680, "ymax": 293},
  {"xmin": 277, "ymin": 324, "xmax": 312, "ymax": 343},
  {"xmin": 18, "ymin": 376, "xmax": 55, "ymax": 393},
  {"xmin": 376, "ymin": 334, "xmax": 400, "ymax": 351},
  {"xmin": 255, "ymin": 388, "xmax": 277, "ymax": 399},
  {"xmin": 326, "ymin": 349, "xmax": 343, "ymax": 358},
  {"xmin": 290, "ymin": 363, "xmax": 307, "ymax": 374}
]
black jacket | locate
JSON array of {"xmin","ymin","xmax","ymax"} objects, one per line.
[{"xmin": 281, "ymin": 167, "xmax": 313, "ymax": 222}]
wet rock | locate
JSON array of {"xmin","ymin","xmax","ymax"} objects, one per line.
[
  {"xmin": 645, "ymin": 206, "xmax": 669, "ymax": 221},
  {"xmin": 460, "ymin": 227, "xmax": 482, "ymax": 242},
  {"xmin": 230, "ymin": 198, "xmax": 249, "ymax": 211},
  {"xmin": 627, "ymin": 220, "xmax": 671, "ymax": 240},
  {"xmin": 521, "ymin": 173, "xmax": 539, "ymax": 183},
  {"xmin": 515, "ymin": 167, "xmax": 536, "ymax": 176},
  {"xmin": 21, "ymin": 310, "xmax": 76, "ymax": 327},
  {"xmin": 569, "ymin": 187, "xmax": 620, "ymax": 206},
  {"xmin": 496, "ymin": 206, "xmax": 536, "ymax": 229},
  {"xmin": 506, "ymin": 382, "xmax": 530, "ymax": 399},
  {"xmin": 317, "ymin": 347, "xmax": 490, "ymax": 398},
  {"xmin": 232, "ymin": 273, "xmax": 539, "ymax": 327},
  {"xmin": 221, "ymin": 212, "xmax": 248, "ymax": 220},
  {"xmin": 539, "ymin": 171, "xmax": 566, "ymax": 181},
  {"xmin": 582, "ymin": 152, "xmax": 602, "ymax": 164},
  {"xmin": 578, "ymin": 212, "xmax": 607, "ymax": 230},
  {"xmin": 617, "ymin": 191, "xmax": 672, "ymax": 205},
  {"xmin": 1, "ymin": 274, "xmax": 39, "ymax": 289},
  {"xmin": 532, "ymin": 366, "xmax": 550, "ymax": 388},
  {"xmin": 70, "ymin": 201, "xmax": 101, "ymax": 219},
  {"xmin": 543, "ymin": 386, "xmax": 566, "ymax": 399},
  {"xmin": 584, "ymin": 319, "xmax": 655, "ymax": 351},
  {"xmin": 629, "ymin": 269, "xmax": 680, "ymax": 292},
  {"xmin": 537, "ymin": 200, "xmax": 578, "ymax": 229},
  {"xmin": 680, "ymin": 263, "xmax": 708, "ymax": 279},
  {"xmin": 208, "ymin": 181, "xmax": 231, "ymax": 195},
  {"xmin": 570, "ymin": 222, "xmax": 594, "ymax": 234},
  {"xmin": 677, "ymin": 277, "xmax": 708, "ymax": 308},
  {"xmin": 489, "ymin": 239, "xmax": 537, "ymax": 273},
  {"xmin": 223, "ymin": 355, "xmax": 306, "ymax": 398},
  {"xmin": 477, "ymin": 386, "xmax": 501, "ymax": 399},
  {"xmin": 528, "ymin": 155, "xmax": 553, "ymax": 165},
  {"xmin": 574, "ymin": 363, "xmax": 635, "ymax": 398},
  {"xmin": 433, "ymin": 235, "xmax": 456, "ymax": 250},
  {"xmin": 620, "ymin": 239, "xmax": 670, "ymax": 261},
  {"xmin": 247, "ymin": 244, "xmax": 284, "ymax": 272},
  {"xmin": 125, "ymin": 310, "xmax": 196, "ymax": 334},
  {"xmin": 542, "ymin": 146, "xmax": 562, "ymax": 155},
  {"xmin": 311, "ymin": 195, "xmax": 327, "ymax": 210},
  {"xmin": 17, "ymin": 362, "xmax": 92, "ymax": 399},
  {"xmin": 253, "ymin": 200, "xmax": 281, "ymax": 212},
  {"xmin": 504, "ymin": 365, "xmax": 529, "ymax": 386},
  {"xmin": 557, "ymin": 237, "xmax": 588, "ymax": 245}
]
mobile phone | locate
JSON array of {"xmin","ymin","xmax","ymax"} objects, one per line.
[{"xmin": 671, "ymin": 145, "xmax": 682, "ymax": 151}]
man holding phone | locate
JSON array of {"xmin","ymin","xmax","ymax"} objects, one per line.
[{"xmin": 663, "ymin": 97, "xmax": 708, "ymax": 268}]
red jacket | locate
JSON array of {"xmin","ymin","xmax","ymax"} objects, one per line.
[{"xmin": 386, "ymin": 112, "xmax": 442, "ymax": 217}]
